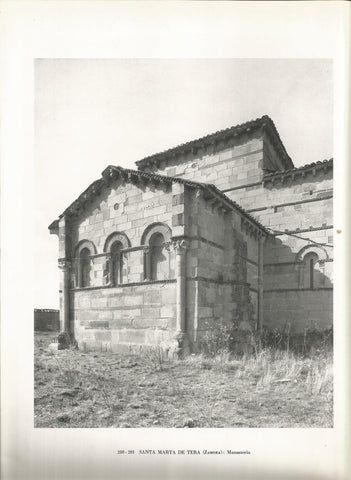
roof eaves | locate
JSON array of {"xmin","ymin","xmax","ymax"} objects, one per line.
[
  {"xmin": 111, "ymin": 166, "xmax": 269, "ymax": 234},
  {"xmin": 262, "ymin": 117, "xmax": 294, "ymax": 169},
  {"xmin": 204, "ymin": 184, "xmax": 270, "ymax": 235},
  {"xmin": 104, "ymin": 165, "xmax": 210, "ymax": 190},
  {"xmin": 263, "ymin": 158, "xmax": 333, "ymax": 183},
  {"xmin": 48, "ymin": 219, "xmax": 59, "ymax": 232},
  {"xmin": 49, "ymin": 164, "xmax": 270, "ymax": 235}
]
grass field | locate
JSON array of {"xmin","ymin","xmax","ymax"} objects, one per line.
[{"xmin": 34, "ymin": 332, "xmax": 333, "ymax": 428}]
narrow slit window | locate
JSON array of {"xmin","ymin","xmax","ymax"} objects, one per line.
[
  {"xmin": 309, "ymin": 257, "xmax": 314, "ymax": 289},
  {"xmin": 80, "ymin": 248, "xmax": 91, "ymax": 288},
  {"xmin": 110, "ymin": 241, "xmax": 123, "ymax": 286},
  {"xmin": 303, "ymin": 252, "xmax": 319, "ymax": 290}
]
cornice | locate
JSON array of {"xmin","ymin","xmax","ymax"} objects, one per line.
[{"xmin": 263, "ymin": 158, "xmax": 333, "ymax": 185}]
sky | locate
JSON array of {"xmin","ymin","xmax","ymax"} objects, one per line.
[{"xmin": 35, "ymin": 59, "xmax": 333, "ymax": 308}]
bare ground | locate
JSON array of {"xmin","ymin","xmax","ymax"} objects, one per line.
[{"xmin": 34, "ymin": 332, "xmax": 333, "ymax": 428}]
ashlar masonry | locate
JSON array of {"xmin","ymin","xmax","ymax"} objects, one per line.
[{"xmin": 49, "ymin": 115, "xmax": 333, "ymax": 356}]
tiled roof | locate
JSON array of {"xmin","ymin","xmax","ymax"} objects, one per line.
[
  {"xmin": 263, "ymin": 158, "xmax": 333, "ymax": 183},
  {"xmin": 49, "ymin": 165, "xmax": 269, "ymax": 235},
  {"xmin": 135, "ymin": 115, "xmax": 294, "ymax": 170}
]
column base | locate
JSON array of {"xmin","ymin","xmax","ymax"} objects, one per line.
[
  {"xmin": 169, "ymin": 331, "xmax": 190, "ymax": 359},
  {"xmin": 57, "ymin": 332, "xmax": 77, "ymax": 350}
]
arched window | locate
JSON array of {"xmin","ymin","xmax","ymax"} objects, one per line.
[
  {"xmin": 110, "ymin": 240, "xmax": 123, "ymax": 286},
  {"xmin": 296, "ymin": 245, "xmax": 328, "ymax": 290},
  {"xmin": 103, "ymin": 232, "xmax": 131, "ymax": 286},
  {"xmin": 149, "ymin": 232, "xmax": 167, "ymax": 281},
  {"xmin": 141, "ymin": 223, "xmax": 172, "ymax": 281},
  {"xmin": 303, "ymin": 252, "xmax": 319, "ymax": 289},
  {"xmin": 73, "ymin": 240, "xmax": 97, "ymax": 288},
  {"xmin": 80, "ymin": 248, "xmax": 91, "ymax": 287}
]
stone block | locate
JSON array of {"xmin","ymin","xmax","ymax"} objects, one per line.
[
  {"xmin": 172, "ymin": 203, "xmax": 185, "ymax": 215},
  {"xmin": 133, "ymin": 317, "xmax": 165, "ymax": 328},
  {"xmin": 172, "ymin": 225, "xmax": 184, "ymax": 237},
  {"xmin": 98, "ymin": 310, "xmax": 113, "ymax": 321},
  {"xmin": 172, "ymin": 193, "xmax": 184, "ymax": 206},
  {"xmin": 75, "ymin": 294, "xmax": 90, "ymax": 309},
  {"xmin": 117, "ymin": 221, "xmax": 132, "ymax": 231},
  {"xmin": 141, "ymin": 307, "xmax": 160, "ymax": 318},
  {"xmin": 145, "ymin": 329, "xmax": 172, "ymax": 345},
  {"xmin": 48, "ymin": 343, "xmax": 59, "ymax": 353},
  {"xmin": 91, "ymin": 297, "xmax": 108, "ymax": 308},
  {"xmin": 142, "ymin": 190, "xmax": 156, "ymax": 201},
  {"xmin": 127, "ymin": 211, "xmax": 144, "ymax": 222},
  {"xmin": 87, "ymin": 321, "xmax": 109, "ymax": 329},
  {"xmin": 110, "ymin": 317, "xmax": 133, "ymax": 328},
  {"xmin": 145, "ymin": 205, "xmax": 167, "ymax": 218},
  {"xmin": 123, "ymin": 295, "xmax": 144, "ymax": 307},
  {"xmin": 117, "ymin": 329, "xmax": 147, "ymax": 344},
  {"xmin": 172, "ymin": 183, "xmax": 184, "ymax": 195},
  {"xmin": 199, "ymin": 307, "xmax": 213, "ymax": 318},
  {"xmin": 172, "ymin": 213, "xmax": 184, "ymax": 227},
  {"xmin": 161, "ymin": 286, "xmax": 176, "ymax": 304},
  {"xmin": 161, "ymin": 305, "xmax": 174, "ymax": 317},
  {"xmin": 132, "ymin": 218, "xmax": 147, "ymax": 228},
  {"xmin": 143, "ymin": 289, "xmax": 162, "ymax": 304},
  {"xmin": 94, "ymin": 330, "xmax": 112, "ymax": 342}
]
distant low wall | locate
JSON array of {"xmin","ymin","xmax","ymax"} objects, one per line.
[
  {"xmin": 263, "ymin": 289, "xmax": 333, "ymax": 333},
  {"xmin": 34, "ymin": 309, "xmax": 60, "ymax": 332}
]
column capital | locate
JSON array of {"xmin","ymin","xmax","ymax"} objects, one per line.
[
  {"xmin": 163, "ymin": 241, "xmax": 172, "ymax": 252},
  {"xmin": 58, "ymin": 258, "xmax": 71, "ymax": 271},
  {"xmin": 171, "ymin": 238, "xmax": 189, "ymax": 254}
]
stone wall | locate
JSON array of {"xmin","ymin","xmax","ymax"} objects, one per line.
[
  {"xmin": 226, "ymin": 170, "xmax": 332, "ymax": 220},
  {"xmin": 71, "ymin": 282, "xmax": 176, "ymax": 353},
  {"xmin": 66, "ymin": 178, "xmax": 178, "ymax": 352},
  {"xmin": 223, "ymin": 168, "xmax": 333, "ymax": 333},
  {"xmin": 263, "ymin": 290, "xmax": 333, "ymax": 333},
  {"xmin": 145, "ymin": 133, "xmax": 265, "ymax": 191},
  {"xmin": 53, "ymin": 121, "xmax": 333, "ymax": 351},
  {"xmin": 143, "ymin": 130, "xmax": 333, "ymax": 336},
  {"xmin": 192, "ymin": 195, "xmax": 227, "ymax": 347},
  {"xmin": 186, "ymin": 190, "xmax": 263, "ymax": 350},
  {"xmin": 57, "ymin": 173, "xmax": 266, "ymax": 354},
  {"xmin": 69, "ymin": 177, "xmax": 174, "ymax": 256}
]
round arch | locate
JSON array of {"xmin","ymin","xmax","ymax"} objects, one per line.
[
  {"xmin": 140, "ymin": 222, "xmax": 172, "ymax": 246},
  {"xmin": 73, "ymin": 239, "xmax": 97, "ymax": 258},
  {"xmin": 296, "ymin": 244, "xmax": 329, "ymax": 263},
  {"xmin": 103, "ymin": 231, "xmax": 131, "ymax": 252}
]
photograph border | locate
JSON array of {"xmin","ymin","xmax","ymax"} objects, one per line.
[{"xmin": 1, "ymin": 2, "xmax": 350, "ymax": 479}]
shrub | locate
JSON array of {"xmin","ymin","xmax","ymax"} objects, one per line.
[
  {"xmin": 260, "ymin": 325, "xmax": 333, "ymax": 356},
  {"xmin": 198, "ymin": 323, "xmax": 233, "ymax": 358}
]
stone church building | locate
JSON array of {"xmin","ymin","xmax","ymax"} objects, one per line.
[{"xmin": 49, "ymin": 115, "xmax": 333, "ymax": 355}]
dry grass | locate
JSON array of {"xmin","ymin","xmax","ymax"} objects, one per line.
[{"xmin": 34, "ymin": 333, "xmax": 333, "ymax": 428}]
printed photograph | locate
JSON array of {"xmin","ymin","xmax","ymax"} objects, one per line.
[{"xmin": 34, "ymin": 59, "xmax": 333, "ymax": 428}]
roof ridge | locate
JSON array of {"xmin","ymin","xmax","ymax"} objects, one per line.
[{"xmin": 135, "ymin": 115, "xmax": 293, "ymax": 170}]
